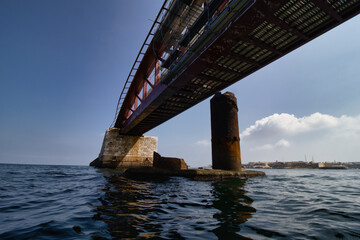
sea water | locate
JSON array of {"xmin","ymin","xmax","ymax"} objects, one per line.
[{"xmin": 0, "ymin": 164, "xmax": 359, "ymax": 239}]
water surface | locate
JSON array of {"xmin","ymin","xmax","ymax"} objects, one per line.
[{"xmin": 1, "ymin": 164, "xmax": 359, "ymax": 239}]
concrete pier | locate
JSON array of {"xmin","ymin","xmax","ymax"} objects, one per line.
[
  {"xmin": 91, "ymin": 128, "xmax": 157, "ymax": 168},
  {"xmin": 124, "ymin": 167, "xmax": 265, "ymax": 181},
  {"xmin": 210, "ymin": 92, "xmax": 242, "ymax": 171},
  {"xmin": 91, "ymin": 94, "xmax": 266, "ymax": 179}
]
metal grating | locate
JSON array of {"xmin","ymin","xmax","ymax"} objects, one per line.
[
  {"xmin": 116, "ymin": 0, "xmax": 360, "ymax": 135},
  {"xmin": 328, "ymin": 0, "xmax": 359, "ymax": 13}
]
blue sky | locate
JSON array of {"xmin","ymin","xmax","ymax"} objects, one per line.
[{"xmin": 1, "ymin": 1, "xmax": 359, "ymax": 167}]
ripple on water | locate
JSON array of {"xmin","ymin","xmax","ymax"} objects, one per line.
[{"xmin": 1, "ymin": 165, "xmax": 360, "ymax": 239}]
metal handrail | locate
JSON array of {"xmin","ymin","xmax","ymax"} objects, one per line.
[
  {"xmin": 110, "ymin": 0, "xmax": 173, "ymax": 127},
  {"xmin": 111, "ymin": 0, "xmax": 232, "ymax": 128}
]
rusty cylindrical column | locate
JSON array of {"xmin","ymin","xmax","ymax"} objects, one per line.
[{"xmin": 210, "ymin": 92, "xmax": 242, "ymax": 171}]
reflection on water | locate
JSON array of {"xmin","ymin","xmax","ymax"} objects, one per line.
[
  {"xmin": 211, "ymin": 179, "xmax": 255, "ymax": 239},
  {"xmin": 93, "ymin": 174, "xmax": 256, "ymax": 239},
  {"xmin": 93, "ymin": 176, "xmax": 163, "ymax": 239},
  {"xmin": 2, "ymin": 165, "xmax": 359, "ymax": 239}
]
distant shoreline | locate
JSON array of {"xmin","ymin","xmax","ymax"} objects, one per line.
[{"xmin": 244, "ymin": 161, "xmax": 360, "ymax": 170}]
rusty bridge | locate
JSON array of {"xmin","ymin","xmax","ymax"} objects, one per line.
[{"xmin": 112, "ymin": 0, "xmax": 360, "ymax": 135}]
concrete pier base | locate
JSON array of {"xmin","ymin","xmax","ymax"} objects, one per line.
[
  {"xmin": 210, "ymin": 92, "xmax": 242, "ymax": 171},
  {"xmin": 91, "ymin": 128, "xmax": 157, "ymax": 168},
  {"xmin": 122, "ymin": 91, "xmax": 265, "ymax": 181},
  {"xmin": 124, "ymin": 167, "xmax": 265, "ymax": 181}
]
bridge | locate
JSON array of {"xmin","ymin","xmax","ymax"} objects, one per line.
[{"xmin": 112, "ymin": 0, "xmax": 360, "ymax": 136}]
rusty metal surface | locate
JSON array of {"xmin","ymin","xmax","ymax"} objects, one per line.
[
  {"xmin": 211, "ymin": 92, "xmax": 241, "ymax": 171},
  {"xmin": 114, "ymin": 0, "xmax": 360, "ymax": 135},
  {"xmin": 114, "ymin": 0, "xmax": 205, "ymax": 128}
]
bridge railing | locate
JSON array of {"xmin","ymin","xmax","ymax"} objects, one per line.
[
  {"xmin": 161, "ymin": 0, "xmax": 232, "ymax": 70},
  {"xmin": 111, "ymin": 0, "xmax": 173, "ymax": 127},
  {"xmin": 112, "ymin": 0, "xmax": 233, "ymax": 128}
]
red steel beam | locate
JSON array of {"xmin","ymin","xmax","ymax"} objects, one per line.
[
  {"xmin": 121, "ymin": 0, "xmax": 258, "ymax": 134},
  {"xmin": 142, "ymin": 80, "xmax": 148, "ymax": 100},
  {"xmin": 117, "ymin": 0, "xmax": 360, "ymax": 135},
  {"xmin": 115, "ymin": 39, "xmax": 167, "ymax": 128},
  {"xmin": 155, "ymin": 59, "xmax": 160, "ymax": 84}
]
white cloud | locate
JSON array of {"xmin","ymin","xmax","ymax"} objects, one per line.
[
  {"xmin": 240, "ymin": 112, "xmax": 358, "ymax": 140},
  {"xmin": 250, "ymin": 144, "xmax": 274, "ymax": 151},
  {"xmin": 276, "ymin": 139, "xmax": 291, "ymax": 147},
  {"xmin": 195, "ymin": 139, "xmax": 211, "ymax": 147},
  {"xmin": 250, "ymin": 139, "xmax": 291, "ymax": 151},
  {"xmin": 241, "ymin": 113, "xmax": 360, "ymax": 162}
]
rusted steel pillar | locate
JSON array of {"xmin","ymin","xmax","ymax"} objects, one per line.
[{"xmin": 210, "ymin": 92, "xmax": 242, "ymax": 171}]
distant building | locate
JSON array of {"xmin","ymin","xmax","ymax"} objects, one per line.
[
  {"xmin": 318, "ymin": 162, "xmax": 347, "ymax": 169},
  {"xmin": 244, "ymin": 161, "xmax": 349, "ymax": 169}
]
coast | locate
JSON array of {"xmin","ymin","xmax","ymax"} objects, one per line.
[{"xmin": 244, "ymin": 161, "xmax": 359, "ymax": 169}]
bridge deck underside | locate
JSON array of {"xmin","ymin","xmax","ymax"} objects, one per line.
[{"xmin": 119, "ymin": 0, "xmax": 360, "ymax": 135}]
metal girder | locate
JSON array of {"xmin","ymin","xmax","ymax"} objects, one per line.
[
  {"xmin": 211, "ymin": 63, "xmax": 244, "ymax": 75},
  {"xmin": 115, "ymin": 39, "xmax": 166, "ymax": 128},
  {"xmin": 244, "ymin": 36, "xmax": 284, "ymax": 56},
  {"xmin": 115, "ymin": 0, "xmax": 360, "ymax": 135},
  {"xmin": 145, "ymin": 78, "xmax": 154, "ymax": 88},
  {"xmin": 227, "ymin": 52, "xmax": 261, "ymax": 66},
  {"xmin": 312, "ymin": 0, "xmax": 343, "ymax": 22},
  {"xmin": 179, "ymin": 0, "xmax": 226, "ymax": 47},
  {"xmin": 251, "ymin": 0, "xmax": 310, "ymax": 41},
  {"xmin": 198, "ymin": 73, "xmax": 232, "ymax": 83}
]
